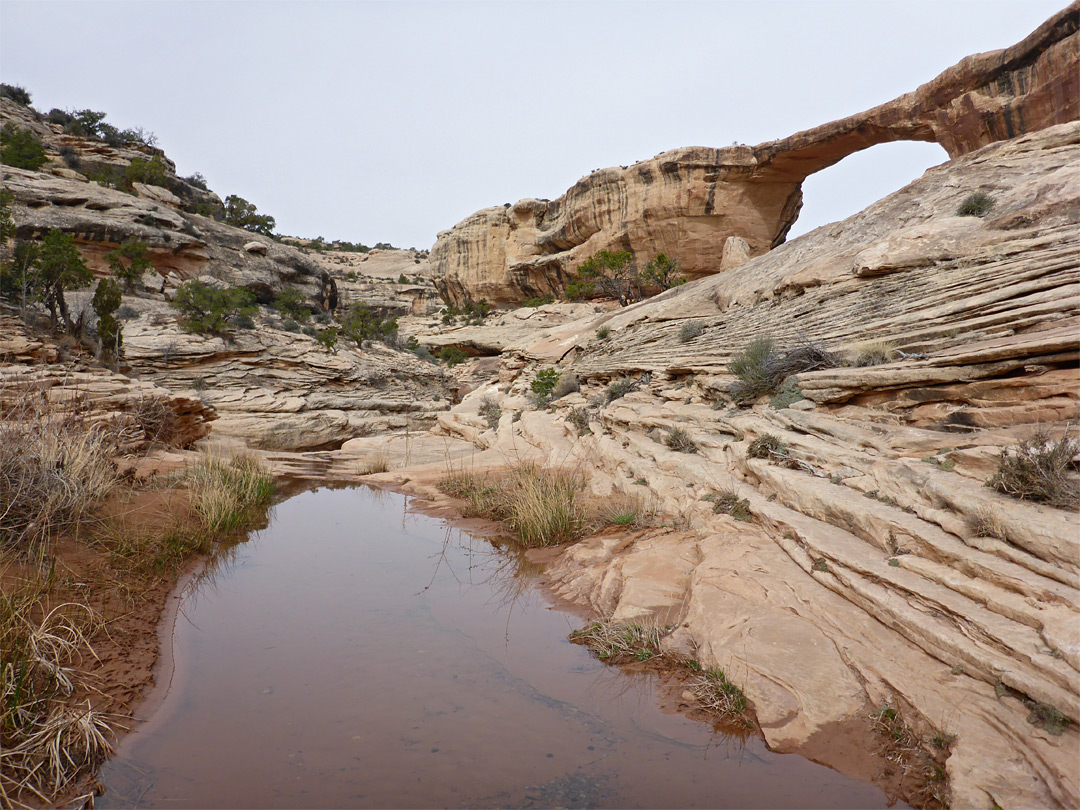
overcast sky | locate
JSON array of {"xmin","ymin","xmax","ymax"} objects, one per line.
[{"xmin": 1, "ymin": 0, "xmax": 1067, "ymax": 249}]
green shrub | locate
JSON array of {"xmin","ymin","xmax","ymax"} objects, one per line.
[
  {"xmin": 124, "ymin": 155, "xmax": 168, "ymax": 188},
  {"xmin": 223, "ymin": 194, "xmax": 276, "ymax": 236},
  {"xmin": 641, "ymin": 252, "xmax": 686, "ymax": 292},
  {"xmin": 339, "ymin": 303, "xmax": 398, "ymax": 345},
  {"xmin": 1, "ymin": 124, "xmax": 47, "ymax": 171},
  {"xmin": 479, "ymin": 397, "xmax": 502, "ymax": 430},
  {"xmin": 531, "ymin": 368, "xmax": 560, "ymax": 400},
  {"xmin": 315, "ymin": 326, "xmax": 340, "ymax": 351},
  {"xmin": 106, "ymin": 238, "xmax": 153, "ymax": 288},
  {"xmin": 523, "ymin": 294, "xmax": 554, "ymax": 307},
  {"xmin": 34, "ymin": 229, "xmax": 94, "ymax": 333},
  {"xmin": 92, "ymin": 278, "xmax": 123, "ymax": 364},
  {"xmin": 441, "ymin": 297, "xmax": 491, "ymax": 325},
  {"xmin": 728, "ymin": 337, "xmax": 838, "ymax": 405},
  {"xmin": 595, "ymin": 325, "xmax": 611, "ymax": 340},
  {"xmin": 770, "ymin": 379, "xmax": 804, "ymax": 409},
  {"xmin": 271, "ymin": 288, "xmax": 310, "ymax": 322},
  {"xmin": 605, "ymin": 376, "xmax": 636, "ymax": 403},
  {"xmin": 679, "ymin": 321, "xmax": 704, "ymax": 343},
  {"xmin": 956, "ymin": 192, "xmax": 995, "ymax": 217},
  {"xmin": 0, "ymin": 83, "xmax": 32, "ymax": 106},
  {"xmin": 398, "ymin": 273, "xmax": 409, "ymax": 284},
  {"xmin": 183, "ymin": 172, "xmax": 209, "ymax": 190},
  {"xmin": 281, "ymin": 318, "xmax": 300, "ymax": 333},
  {"xmin": 58, "ymin": 145, "xmax": 80, "ymax": 169},
  {"xmin": 172, "ymin": 280, "xmax": 258, "ymax": 336},
  {"xmin": 437, "ymin": 346, "xmax": 468, "ymax": 366},
  {"xmin": 567, "ymin": 407, "xmax": 591, "ymax": 434}
]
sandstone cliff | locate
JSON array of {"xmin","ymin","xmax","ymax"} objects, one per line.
[
  {"xmin": 430, "ymin": 2, "xmax": 1079, "ymax": 307},
  {"xmin": 359, "ymin": 120, "xmax": 1079, "ymax": 810}
]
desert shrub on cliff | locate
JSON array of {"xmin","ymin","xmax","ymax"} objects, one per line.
[
  {"xmin": 315, "ymin": 326, "xmax": 340, "ymax": 351},
  {"xmin": 437, "ymin": 346, "xmax": 468, "ymax": 366},
  {"xmin": 441, "ymin": 297, "xmax": 491, "ymax": 325},
  {"xmin": 530, "ymin": 368, "xmax": 560, "ymax": 407},
  {"xmin": 848, "ymin": 340, "xmax": 899, "ymax": 367},
  {"xmin": 123, "ymin": 155, "xmax": 168, "ymax": 188},
  {"xmin": 183, "ymin": 172, "xmax": 209, "ymax": 190},
  {"xmin": 172, "ymin": 280, "xmax": 258, "ymax": 336},
  {"xmin": 988, "ymin": 431, "xmax": 1079, "ymax": 509},
  {"xmin": 665, "ymin": 426, "xmax": 699, "ymax": 454},
  {"xmin": 727, "ymin": 336, "xmax": 838, "ymax": 405},
  {"xmin": 340, "ymin": 303, "xmax": 398, "ymax": 345},
  {"xmin": 0, "ymin": 83, "xmax": 32, "ymax": 105},
  {"xmin": 523, "ymin": 294, "xmax": 554, "ymax": 307},
  {"xmin": 1, "ymin": 124, "xmax": 47, "ymax": 171},
  {"xmin": 957, "ymin": 192, "xmax": 995, "ymax": 217},
  {"xmin": 271, "ymin": 288, "xmax": 311, "ymax": 322},
  {"xmin": 32, "ymin": 229, "xmax": 94, "ymax": 334},
  {"xmin": 223, "ymin": 194, "xmax": 276, "ymax": 236},
  {"xmin": 58, "ymin": 145, "xmax": 80, "ymax": 169},
  {"xmin": 568, "ymin": 251, "xmax": 685, "ymax": 306},
  {"xmin": 679, "ymin": 321, "xmax": 704, "ymax": 343}
]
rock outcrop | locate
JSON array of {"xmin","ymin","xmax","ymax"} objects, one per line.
[
  {"xmin": 385, "ymin": 121, "xmax": 1079, "ymax": 810},
  {"xmin": 431, "ymin": 3, "xmax": 1079, "ymax": 307}
]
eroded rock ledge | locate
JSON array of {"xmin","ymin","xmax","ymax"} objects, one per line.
[{"xmin": 431, "ymin": 2, "xmax": 1079, "ymax": 307}]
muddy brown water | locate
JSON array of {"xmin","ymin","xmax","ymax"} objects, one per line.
[{"xmin": 99, "ymin": 485, "xmax": 900, "ymax": 809}]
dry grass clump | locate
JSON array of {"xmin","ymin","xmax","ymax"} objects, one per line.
[
  {"xmin": 566, "ymin": 406, "xmax": 592, "ymax": 434},
  {"xmin": 988, "ymin": 430, "xmax": 1079, "ymax": 509},
  {"xmin": 847, "ymin": 340, "xmax": 899, "ymax": 367},
  {"xmin": 966, "ymin": 508, "xmax": 1006, "ymax": 540},
  {"xmin": 0, "ymin": 397, "xmax": 117, "ymax": 560},
  {"xmin": 131, "ymin": 395, "xmax": 179, "ymax": 446},
  {"xmin": 569, "ymin": 620, "xmax": 666, "ymax": 663},
  {"xmin": 185, "ymin": 454, "xmax": 275, "ymax": 534},
  {"xmin": 478, "ymin": 397, "xmax": 502, "ymax": 430},
  {"xmin": 605, "ymin": 376, "xmax": 637, "ymax": 403},
  {"xmin": 687, "ymin": 666, "xmax": 749, "ymax": 722},
  {"xmin": 664, "ymin": 426, "xmax": 699, "ymax": 454},
  {"xmin": 0, "ymin": 581, "xmax": 114, "ymax": 803},
  {"xmin": 358, "ymin": 452, "xmax": 392, "ymax": 475},
  {"xmin": 437, "ymin": 462, "xmax": 588, "ymax": 547},
  {"xmin": 727, "ymin": 336, "xmax": 839, "ymax": 405},
  {"xmin": 551, "ymin": 371, "xmax": 579, "ymax": 399},
  {"xmin": 596, "ymin": 492, "xmax": 647, "ymax": 527},
  {"xmin": 747, "ymin": 433, "xmax": 787, "ymax": 460}
]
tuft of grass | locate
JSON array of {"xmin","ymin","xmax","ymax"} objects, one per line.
[
  {"xmin": 96, "ymin": 518, "xmax": 211, "ymax": 576},
  {"xmin": 358, "ymin": 452, "xmax": 391, "ymax": 476},
  {"xmin": 596, "ymin": 492, "xmax": 646, "ymax": 528},
  {"xmin": 438, "ymin": 462, "xmax": 588, "ymax": 547},
  {"xmin": 478, "ymin": 397, "xmax": 502, "ymax": 430},
  {"xmin": 987, "ymin": 431, "xmax": 1079, "ymax": 509},
  {"xmin": 185, "ymin": 454, "xmax": 274, "ymax": 534},
  {"xmin": 569, "ymin": 620, "xmax": 666, "ymax": 663},
  {"xmin": 664, "ymin": 426, "xmax": 699, "ymax": 454},
  {"xmin": 770, "ymin": 379, "xmax": 804, "ymax": 409},
  {"xmin": 747, "ymin": 433, "xmax": 787, "ymax": 459},
  {"xmin": 847, "ymin": 340, "xmax": 899, "ymax": 367},
  {"xmin": 688, "ymin": 666, "xmax": 750, "ymax": 723},
  {"xmin": 0, "ymin": 582, "xmax": 114, "ymax": 801},
  {"xmin": 678, "ymin": 321, "xmax": 704, "ymax": 343},
  {"xmin": 708, "ymin": 488, "xmax": 753, "ymax": 521},
  {"xmin": 966, "ymin": 508, "xmax": 1006, "ymax": 540},
  {"xmin": 956, "ymin": 191, "xmax": 995, "ymax": 217},
  {"xmin": 595, "ymin": 326, "xmax": 611, "ymax": 341}
]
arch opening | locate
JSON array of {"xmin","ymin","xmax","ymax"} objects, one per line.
[{"xmin": 785, "ymin": 141, "xmax": 950, "ymax": 241}]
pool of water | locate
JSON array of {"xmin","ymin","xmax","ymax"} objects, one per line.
[{"xmin": 99, "ymin": 484, "xmax": 896, "ymax": 809}]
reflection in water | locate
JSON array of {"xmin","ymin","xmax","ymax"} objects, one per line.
[{"xmin": 98, "ymin": 485, "xmax": 896, "ymax": 809}]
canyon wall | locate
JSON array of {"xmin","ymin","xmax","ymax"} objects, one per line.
[{"xmin": 431, "ymin": 2, "xmax": 1079, "ymax": 307}]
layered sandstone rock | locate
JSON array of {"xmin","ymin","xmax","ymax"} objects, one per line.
[
  {"xmin": 431, "ymin": 2, "xmax": 1079, "ymax": 306},
  {"xmin": 380, "ymin": 122, "xmax": 1079, "ymax": 810}
]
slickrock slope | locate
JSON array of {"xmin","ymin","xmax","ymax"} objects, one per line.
[
  {"xmin": 395, "ymin": 121, "xmax": 1079, "ymax": 810},
  {"xmin": 431, "ymin": 3, "xmax": 1079, "ymax": 307}
]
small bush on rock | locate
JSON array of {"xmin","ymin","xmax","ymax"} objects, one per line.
[
  {"xmin": 1, "ymin": 124, "xmax": 47, "ymax": 171},
  {"xmin": 957, "ymin": 192, "xmax": 995, "ymax": 217},
  {"xmin": 479, "ymin": 397, "xmax": 502, "ymax": 430},
  {"xmin": 988, "ymin": 431, "xmax": 1079, "ymax": 509},
  {"xmin": 747, "ymin": 434, "xmax": 787, "ymax": 459},
  {"xmin": 848, "ymin": 340, "xmax": 899, "ymax": 367},
  {"xmin": 531, "ymin": 369, "xmax": 560, "ymax": 401},
  {"xmin": 437, "ymin": 346, "xmax": 468, "ymax": 366},
  {"xmin": 665, "ymin": 426, "xmax": 699, "ymax": 454},
  {"xmin": 679, "ymin": 321, "xmax": 705, "ymax": 343},
  {"xmin": 172, "ymin": 280, "xmax": 258, "ymax": 336}
]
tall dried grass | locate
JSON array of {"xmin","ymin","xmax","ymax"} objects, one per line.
[
  {"xmin": 0, "ymin": 580, "xmax": 114, "ymax": 804},
  {"xmin": 0, "ymin": 391, "xmax": 118, "ymax": 561},
  {"xmin": 185, "ymin": 454, "xmax": 275, "ymax": 534}
]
